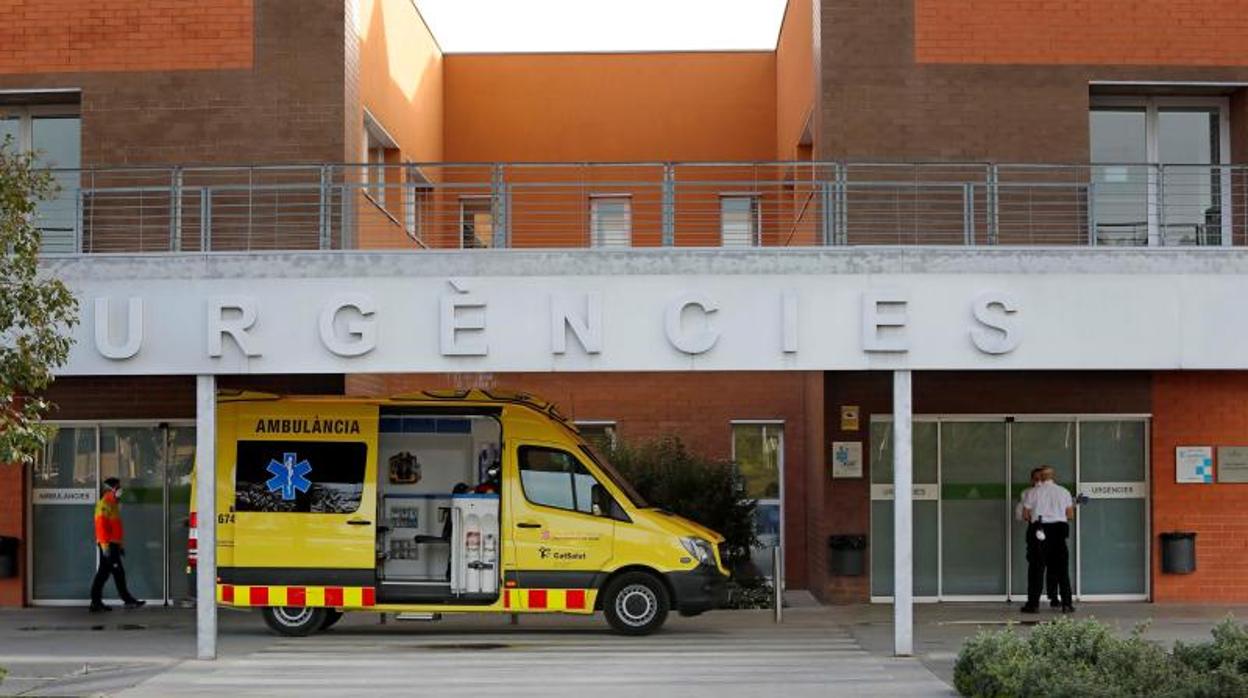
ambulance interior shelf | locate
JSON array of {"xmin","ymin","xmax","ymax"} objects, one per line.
[{"xmin": 375, "ymin": 412, "xmax": 502, "ymax": 597}]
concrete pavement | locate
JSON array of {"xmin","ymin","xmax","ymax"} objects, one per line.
[
  {"xmin": 4, "ymin": 602, "xmax": 1244, "ymax": 696},
  {"xmin": 0, "ymin": 605, "xmax": 952, "ymax": 697}
]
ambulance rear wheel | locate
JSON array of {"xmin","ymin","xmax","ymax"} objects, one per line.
[
  {"xmin": 262, "ymin": 606, "xmax": 327, "ymax": 637},
  {"xmin": 603, "ymin": 572, "xmax": 669, "ymax": 636}
]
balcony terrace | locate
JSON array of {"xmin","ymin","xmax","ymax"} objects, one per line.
[{"xmin": 31, "ymin": 162, "xmax": 1248, "ymax": 254}]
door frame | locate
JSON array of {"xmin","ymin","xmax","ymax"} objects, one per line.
[
  {"xmin": 730, "ymin": 420, "xmax": 785, "ymax": 590},
  {"xmin": 27, "ymin": 419, "xmax": 195, "ymax": 606},
  {"xmin": 868, "ymin": 414, "xmax": 1151, "ymax": 604}
]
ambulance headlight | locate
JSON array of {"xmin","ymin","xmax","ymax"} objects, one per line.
[{"xmin": 681, "ymin": 537, "xmax": 715, "ymax": 566}]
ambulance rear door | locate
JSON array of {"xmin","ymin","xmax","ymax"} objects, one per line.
[{"xmin": 229, "ymin": 402, "xmax": 378, "ymax": 577}]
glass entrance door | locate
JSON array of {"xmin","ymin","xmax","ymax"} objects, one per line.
[
  {"xmin": 869, "ymin": 416, "xmax": 1149, "ymax": 602},
  {"xmin": 31, "ymin": 423, "xmax": 195, "ymax": 604}
]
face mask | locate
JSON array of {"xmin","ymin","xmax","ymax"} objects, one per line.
[{"xmin": 113, "ymin": 488, "xmax": 123, "ymax": 499}]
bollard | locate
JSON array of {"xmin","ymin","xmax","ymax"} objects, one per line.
[{"xmin": 772, "ymin": 545, "xmax": 783, "ymax": 624}]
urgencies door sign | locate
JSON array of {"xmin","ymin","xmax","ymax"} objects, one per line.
[{"xmin": 64, "ymin": 271, "xmax": 1205, "ymax": 374}]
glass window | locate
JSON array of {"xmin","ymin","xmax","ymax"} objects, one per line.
[
  {"xmin": 575, "ymin": 422, "xmax": 617, "ymax": 452},
  {"xmin": 721, "ymin": 195, "xmax": 759, "ymax": 247},
  {"xmin": 32, "ymin": 427, "xmax": 97, "ymax": 601},
  {"xmin": 2, "ymin": 108, "xmax": 81, "ymax": 252},
  {"xmin": 0, "ymin": 117, "xmax": 19, "ymax": 147},
  {"xmin": 461, "ymin": 197, "xmax": 493, "ymax": 248},
  {"xmin": 590, "ymin": 196, "xmax": 630, "ymax": 247},
  {"xmin": 732, "ymin": 423, "xmax": 783, "ymax": 578},
  {"xmin": 519, "ymin": 446, "xmax": 602, "ymax": 515},
  {"xmin": 234, "ymin": 440, "xmax": 366, "ymax": 514}
]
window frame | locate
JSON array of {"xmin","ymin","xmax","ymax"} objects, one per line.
[
  {"xmin": 589, "ymin": 194, "xmax": 632, "ymax": 248},
  {"xmin": 730, "ymin": 420, "xmax": 785, "ymax": 586},
  {"xmin": 517, "ymin": 444, "xmax": 617, "ymax": 519},
  {"xmin": 719, "ymin": 193, "xmax": 761, "ymax": 247},
  {"xmin": 459, "ymin": 195, "xmax": 493, "ymax": 249},
  {"xmin": 573, "ymin": 420, "xmax": 618, "ymax": 451},
  {"xmin": 1089, "ymin": 95, "xmax": 1232, "ymax": 247}
]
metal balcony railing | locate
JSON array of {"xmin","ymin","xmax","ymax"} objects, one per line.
[{"xmin": 30, "ymin": 162, "xmax": 1248, "ymax": 254}]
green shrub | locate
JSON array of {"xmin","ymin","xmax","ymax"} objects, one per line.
[
  {"xmin": 604, "ymin": 435, "xmax": 757, "ymax": 572},
  {"xmin": 953, "ymin": 617, "xmax": 1248, "ymax": 698}
]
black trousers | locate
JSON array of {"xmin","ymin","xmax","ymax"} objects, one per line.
[
  {"xmin": 1026, "ymin": 522, "xmax": 1073, "ymax": 607},
  {"xmin": 1024, "ymin": 523, "xmax": 1059, "ymax": 602},
  {"xmin": 90, "ymin": 543, "xmax": 138, "ymax": 605}
]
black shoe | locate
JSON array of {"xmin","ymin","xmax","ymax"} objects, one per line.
[
  {"xmin": 1049, "ymin": 599, "xmax": 1062, "ymax": 609},
  {"xmin": 1060, "ymin": 605, "xmax": 1076, "ymax": 614},
  {"xmin": 89, "ymin": 603, "xmax": 112, "ymax": 613},
  {"xmin": 1020, "ymin": 605, "xmax": 1040, "ymax": 614},
  {"xmin": 124, "ymin": 599, "xmax": 147, "ymax": 609}
]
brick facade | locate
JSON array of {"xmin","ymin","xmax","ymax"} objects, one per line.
[
  {"xmin": 819, "ymin": 0, "xmax": 1248, "ymax": 162},
  {"xmin": 1152, "ymin": 372, "xmax": 1248, "ymax": 602},
  {"xmin": 915, "ymin": 0, "xmax": 1248, "ymax": 67},
  {"xmin": 0, "ymin": 0, "xmax": 254, "ymax": 74}
]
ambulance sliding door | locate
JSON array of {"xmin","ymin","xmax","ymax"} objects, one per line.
[{"xmin": 230, "ymin": 404, "xmax": 378, "ymax": 572}]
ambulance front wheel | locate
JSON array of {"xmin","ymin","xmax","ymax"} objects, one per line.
[
  {"xmin": 603, "ymin": 572, "xmax": 670, "ymax": 636},
  {"xmin": 262, "ymin": 606, "xmax": 327, "ymax": 637}
]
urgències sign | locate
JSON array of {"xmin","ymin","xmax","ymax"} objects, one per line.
[{"xmin": 59, "ymin": 272, "xmax": 1237, "ymax": 375}]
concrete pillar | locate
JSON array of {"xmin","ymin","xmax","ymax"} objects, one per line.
[
  {"xmin": 195, "ymin": 375, "xmax": 217, "ymax": 660},
  {"xmin": 893, "ymin": 369, "xmax": 913, "ymax": 657}
]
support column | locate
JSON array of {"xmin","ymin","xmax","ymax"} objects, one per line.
[
  {"xmin": 893, "ymin": 369, "xmax": 913, "ymax": 657},
  {"xmin": 195, "ymin": 375, "xmax": 217, "ymax": 660}
]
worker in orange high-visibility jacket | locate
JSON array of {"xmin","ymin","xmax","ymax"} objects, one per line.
[{"xmin": 89, "ymin": 477, "xmax": 145, "ymax": 612}]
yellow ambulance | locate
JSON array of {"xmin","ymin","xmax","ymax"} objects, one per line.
[{"xmin": 190, "ymin": 389, "xmax": 729, "ymax": 636}]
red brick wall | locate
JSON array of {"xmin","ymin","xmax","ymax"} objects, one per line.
[
  {"xmin": 1152, "ymin": 371, "xmax": 1248, "ymax": 602},
  {"xmin": 0, "ymin": 0, "xmax": 254, "ymax": 74},
  {"xmin": 0, "ymin": 462, "xmax": 25, "ymax": 606},
  {"xmin": 915, "ymin": 0, "xmax": 1248, "ymax": 66},
  {"xmin": 347, "ymin": 371, "xmax": 820, "ymax": 589}
]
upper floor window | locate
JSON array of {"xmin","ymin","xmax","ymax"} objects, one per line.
[
  {"xmin": 461, "ymin": 196, "xmax": 493, "ymax": 248},
  {"xmin": 720, "ymin": 195, "xmax": 760, "ymax": 247},
  {"xmin": 1089, "ymin": 95, "xmax": 1230, "ymax": 247},
  {"xmin": 363, "ymin": 112, "xmax": 398, "ymax": 207},
  {"xmin": 590, "ymin": 196, "xmax": 631, "ymax": 247},
  {"xmin": 1, "ymin": 102, "xmax": 81, "ymax": 253},
  {"xmin": 575, "ymin": 421, "xmax": 618, "ymax": 452}
]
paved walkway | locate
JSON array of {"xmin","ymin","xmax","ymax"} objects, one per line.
[{"xmin": 0, "ymin": 607, "xmax": 952, "ymax": 697}]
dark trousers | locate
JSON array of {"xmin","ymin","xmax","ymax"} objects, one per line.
[
  {"xmin": 1026, "ymin": 522, "xmax": 1073, "ymax": 608},
  {"xmin": 1024, "ymin": 523, "xmax": 1059, "ymax": 603},
  {"xmin": 90, "ymin": 543, "xmax": 137, "ymax": 605}
]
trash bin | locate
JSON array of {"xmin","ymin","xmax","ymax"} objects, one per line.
[
  {"xmin": 829, "ymin": 534, "xmax": 867, "ymax": 577},
  {"xmin": 0, "ymin": 536, "xmax": 18, "ymax": 579},
  {"xmin": 1160, "ymin": 531, "xmax": 1197, "ymax": 574}
]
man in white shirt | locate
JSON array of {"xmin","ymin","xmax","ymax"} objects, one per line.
[
  {"xmin": 1016, "ymin": 467, "xmax": 1059, "ymax": 608},
  {"xmin": 1020, "ymin": 466, "xmax": 1075, "ymax": 614}
]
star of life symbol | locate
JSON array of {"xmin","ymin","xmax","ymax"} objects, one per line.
[{"xmin": 266, "ymin": 452, "xmax": 312, "ymax": 501}]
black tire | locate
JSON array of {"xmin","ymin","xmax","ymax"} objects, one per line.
[
  {"xmin": 261, "ymin": 606, "xmax": 327, "ymax": 637},
  {"xmin": 602, "ymin": 572, "xmax": 669, "ymax": 636},
  {"xmin": 320, "ymin": 609, "xmax": 344, "ymax": 630}
]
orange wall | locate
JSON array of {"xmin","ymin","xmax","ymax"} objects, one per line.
[
  {"xmin": 444, "ymin": 52, "xmax": 777, "ymax": 162},
  {"xmin": 357, "ymin": 0, "xmax": 444, "ymax": 162},
  {"xmin": 775, "ymin": 0, "xmax": 814, "ymax": 160},
  {"xmin": 1152, "ymin": 372, "xmax": 1248, "ymax": 602},
  {"xmin": 916, "ymin": 0, "xmax": 1248, "ymax": 66},
  {"xmin": 0, "ymin": 0, "xmax": 253, "ymax": 74}
]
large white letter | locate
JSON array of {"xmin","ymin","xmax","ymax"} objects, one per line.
[
  {"xmin": 207, "ymin": 296, "xmax": 260, "ymax": 357},
  {"xmin": 781, "ymin": 290, "xmax": 798, "ymax": 354},
  {"xmin": 861, "ymin": 289, "xmax": 909, "ymax": 353},
  {"xmin": 971, "ymin": 291, "xmax": 1022, "ymax": 355},
  {"xmin": 665, "ymin": 293, "xmax": 719, "ymax": 355},
  {"xmin": 551, "ymin": 293, "xmax": 603, "ymax": 355},
  {"xmin": 94, "ymin": 297, "xmax": 143, "ymax": 360},
  {"xmin": 319, "ymin": 293, "xmax": 377, "ymax": 357},
  {"xmin": 440, "ymin": 282, "xmax": 488, "ymax": 356}
]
